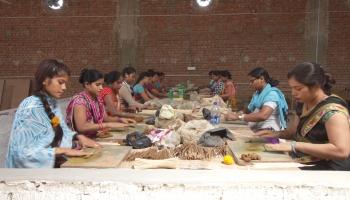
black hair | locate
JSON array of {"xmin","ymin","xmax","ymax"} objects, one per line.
[
  {"xmin": 122, "ymin": 66, "xmax": 136, "ymax": 77},
  {"xmin": 212, "ymin": 70, "xmax": 221, "ymax": 76},
  {"xmin": 156, "ymin": 71, "xmax": 165, "ymax": 76},
  {"xmin": 221, "ymin": 70, "xmax": 232, "ymax": 79},
  {"xmin": 34, "ymin": 59, "xmax": 71, "ymax": 148},
  {"xmin": 104, "ymin": 71, "xmax": 121, "ymax": 85},
  {"xmin": 147, "ymin": 69, "xmax": 156, "ymax": 77},
  {"xmin": 135, "ymin": 71, "xmax": 152, "ymax": 85},
  {"xmin": 248, "ymin": 67, "xmax": 279, "ymax": 87},
  {"xmin": 78, "ymin": 68, "xmax": 103, "ymax": 86},
  {"xmin": 208, "ymin": 70, "xmax": 214, "ymax": 75},
  {"xmin": 287, "ymin": 62, "xmax": 335, "ymax": 95}
]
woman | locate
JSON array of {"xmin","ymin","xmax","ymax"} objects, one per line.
[
  {"xmin": 146, "ymin": 70, "xmax": 167, "ymax": 98},
  {"xmin": 118, "ymin": 66, "xmax": 149, "ymax": 111},
  {"xmin": 155, "ymin": 71, "xmax": 167, "ymax": 93},
  {"xmin": 256, "ymin": 62, "xmax": 350, "ymax": 170},
  {"xmin": 6, "ymin": 59, "xmax": 99, "ymax": 168},
  {"xmin": 133, "ymin": 71, "xmax": 157, "ymax": 103},
  {"xmin": 66, "ymin": 69, "xmax": 131, "ymax": 138},
  {"xmin": 225, "ymin": 67, "xmax": 288, "ymax": 132},
  {"xmin": 100, "ymin": 71, "xmax": 141, "ymax": 121},
  {"xmin": 220, "ymin": 70, "xmax": 237, "ymax": 111},
  {"xmin": 211, "ymin": 70, "xmax": 225, "ymax": 96}
]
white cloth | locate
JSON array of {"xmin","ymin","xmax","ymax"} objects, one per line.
[{"xmin": 248, "ymin": 101, "xmax": 282, "ymax": 131}]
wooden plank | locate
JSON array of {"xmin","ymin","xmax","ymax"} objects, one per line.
[
  {"xmin": 228, "ymin": 140, "xmax": 294, "ymax": 164},
  {"xmin": 0, "ymin": 79, "xmax": 30, "ymax": 110},
  {"xmin": 61, "ymin": 145, "xmax": 132, "ymax": 168},
  {"xmin": 0, "ymin": 80, "xmax": 4, "ymax": 107}
]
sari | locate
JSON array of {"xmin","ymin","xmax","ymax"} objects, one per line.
[
  {"xmin": 295, "ymin": 95, "xmax": 350, "ymax": 170},
  {"xmin": 223, "ymin": 80, "xmax": 237, "ymax": 110},
  {"xmin": 66, "ymin": 91, "xmax": 105, "ymax": 138}
]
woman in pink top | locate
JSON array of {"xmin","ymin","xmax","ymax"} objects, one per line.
[{"xmin": 66, "ymin": 69, "xmax": 131, "ymax": 138}]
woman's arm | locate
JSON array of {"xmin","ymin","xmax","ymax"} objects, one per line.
[
  {"xmin": 294, "ymin": 113, "xmax": 350, "ymax": 160},
  {"xmin": 73, "ymin": 105, "xmax": 103, "ymax": 132},
  {"xmin": 255, "ymin": 114, "xmax": 298, "ymax": 139},
  {"xmin": 150, "ymin": 88, "xmax": 167, "ymax": 98},
  {"xmin": 119, "ymin": 86, "xmax": 144, "ymax": 108},
  {"xmin": 140, "ymin": 91, "xmax": 152, "ymax": 102},
  {"xmin": 73, "ymin": 105, "xmax": 129, "ymax": 132},
  {"xmin": 103, "ymin": 94, "xmax": 119, "ymax": 116}
]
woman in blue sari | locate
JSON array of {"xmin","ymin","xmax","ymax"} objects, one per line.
[
  {"xmin": 225, "ymin": 67, "xmax": 288, "ymax": 132},
  {"xmin": 6, "ymin": 59, "xmax": 99, "ymax": 168}
]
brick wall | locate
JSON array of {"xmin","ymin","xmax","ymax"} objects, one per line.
[{"xmin": 0, "ymin": 0, "xmax": 349, "ymax": 106}]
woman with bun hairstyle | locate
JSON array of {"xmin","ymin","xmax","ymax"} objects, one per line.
[
  {"xmin": 256, "ymin": 62, "xmax": 350, "ymax": 170},
  {"xmin": 66, "ymin": 69, "xmax": 131, "ymax": 138},
  {"xmin": 6, "ymin": 59, "xmax": 99, "ymax": 168},
  {"xmin": 225, "ymin": 67, "xmax": 288, "ymax": 132}
]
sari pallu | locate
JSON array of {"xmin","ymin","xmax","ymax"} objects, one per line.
[
  {"xmin": 66, "ymin": 91, "xmax": 105, "ymax": 138},
  {"xmin": 295, "ymin": 95, "xmax": 350, "ymax": 170}
]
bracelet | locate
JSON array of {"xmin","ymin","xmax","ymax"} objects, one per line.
[
  {"xmin": 238, "ymin": 114, "xmax": 245, "ymax": 121},
  {"xmin": 291, "ymin": 141, "xmax": 297, "ymax": 153}
]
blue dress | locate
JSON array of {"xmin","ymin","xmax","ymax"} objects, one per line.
[{"xmin": 5, "ymin": 95, "xmax": 75, "ymax": 168}]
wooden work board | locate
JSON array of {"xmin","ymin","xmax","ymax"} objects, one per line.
[
  {"xmin": 228, "ymin": 140, "xmax": 295, "ymax": 164},
  {"xmin": 61, "ymin": 145, "xmax": 132, "ymax": 168}
]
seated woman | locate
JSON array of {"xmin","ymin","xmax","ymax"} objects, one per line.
[
  {"xmin": 220, "ymin": 70, "xmax": 237, "ymax": 110},
  {"xmin": 6, "ymin": 59, "xmax": 99, "ymax": 168},
  {"xmin": 225, "ymin": 67, "xmax": 288, "ymax": 132},
  {"xmin": 66, "ymin": 69, "xmax": 131, "ymax": 138},
  {"xmin": 100, "ymin": 71, "xmax": 141, "ymax": 121},
  {"xmin": 211, "ymin": 70, "xmax": 225, "ymax": 96},
  {"xmin": 133, "ymin": 71, "xmax": 157, "ymax": 103},
  {"xmin": 155, "ymin": 71, "xmax": 167, "ymax": 93},
  {"xmin": 118, "ymin": 66, "xmax": 149, "ymax": 111},
  {"xmin": 146, "ymin": 70, "xmax": 167, "ymax": 98},
  {"xmin": 256, "ymin": 62, "xmax": 350, "ymax": 170}
]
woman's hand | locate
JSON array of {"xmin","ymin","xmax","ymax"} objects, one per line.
[
  {"xmin": 264, "ymin": 142, "xmax": 292, "ymax": 152},
  {"xmin": 76, "ymin": 134, "xmax": 101, "ymax": 148},
  {"xmin": 254, "ymin": 130, "xmax": 279, "ymax": 138},
  {"xmin": 119, "ymin": 118, "xmax": 136, "ymax": 124},
  {"xmin": 55, "ymin": 148, "xmax": 92, "ymax": 157},
  {"xmin": 106, "ymin": 122, "xmax": 130, "ymax": 129},
  {"xmin": 225, "ymin": 112, "xmax": 239, "ymax": 121}
]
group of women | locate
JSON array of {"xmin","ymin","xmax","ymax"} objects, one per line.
[
  {"xmin": 5, "ymin": 59, "xmax": 350, "ymax": 170},
  {"xmin": 207, "ymin": 70, "xmax": 237, "ymax": 110}
]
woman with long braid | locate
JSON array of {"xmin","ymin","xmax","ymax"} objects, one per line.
[{"xmin": 6, "ymin": 59, "xmax": 99, "ymax": 168}]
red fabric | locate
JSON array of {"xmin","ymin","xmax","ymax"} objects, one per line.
[
  {"xmin": 99, "ymin": 87, "xmax": 122, "ymax": 112},
  {"xmin": 100, "ymin": 87, "xmax": 115, "ymax": 103}
]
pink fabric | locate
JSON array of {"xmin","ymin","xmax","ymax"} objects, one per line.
[
  {"xmin": 224, "ymin": 80, "xmax": 236, "ymax": 97},
  {"xmin": 66, "ymin": 91, "xmax": 105, "ymax": 137}
]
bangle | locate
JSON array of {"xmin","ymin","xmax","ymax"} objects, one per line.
[{"xmin": 291, "ymin": 141, "xmax": 297, "ymax": 153}]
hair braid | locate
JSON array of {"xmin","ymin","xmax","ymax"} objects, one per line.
[{"xmin": 34, "ymin": 91, "xmax": 63, "ymax": 148}]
